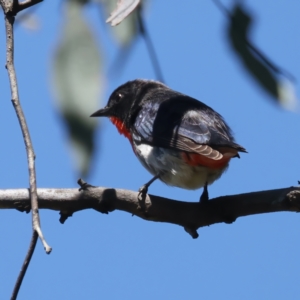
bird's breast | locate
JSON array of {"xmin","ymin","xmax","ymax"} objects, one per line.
[
  {"xmin": 132, "ymin": 142, "xmax": 229, "ymax": 190},
  {"xmin": 110, "ymin": 117, "xmax": 132, "ymax": 142}
]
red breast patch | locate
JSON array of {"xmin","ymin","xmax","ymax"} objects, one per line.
[{"xmin": 110, "ymin": 117, "xmax": 132, "ymax": 142}]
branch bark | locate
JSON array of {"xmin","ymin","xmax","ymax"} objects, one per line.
[
  {"xmin": 2, "ymin": 186, "xmax": 300, "ymax": 238},
  {"xmin": 0, "ymin": 1, "xmax": 48, "ymax": 299},
  {"xmin": 1, "ymin": 0, "xmax": 51, "ymax": 254}
]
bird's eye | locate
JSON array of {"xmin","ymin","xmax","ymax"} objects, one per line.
[{"xmin": 116, "ymin": 93, "xmax": 123, "ymax": 101}]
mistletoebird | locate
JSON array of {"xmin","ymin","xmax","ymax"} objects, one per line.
[{"xmin": 91, "ymin": 79, "xmax": 246, "ymax": 201}]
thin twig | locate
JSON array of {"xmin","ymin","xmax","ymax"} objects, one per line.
[
  {"xmin": 137, "ymin": 5, "xmax": 165, "ymax": 83},
  {"xmin": 13, "ymin": 0, "xmax": 43, "ymax": 15},
  {"xmin": 211, "ymin": 0, "xmax": 230, "ymax": 17},
  {"xmin": 10, "ymin": 231, "xmax": 38, "ymax": 300},
  {"xmin": 0, "ymin": 0, "xmax": 50, "ymax": 298},
  {"xmin": 2, "ymin": 0, "xmax": 51, "ymax": 253}
]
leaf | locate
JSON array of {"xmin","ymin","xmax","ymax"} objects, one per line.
[
  {"xmin": 106, "ymin": 0, "xmax": 140, "ymax": 26},
  {"xmin": 52, "ymin": 0, "xmax": 103, "ymax": 177},
  {"xmin": 228, "ymin": 4, "xmax": 297, "ymax": 109},
  {"xmin": 101, "ymin": 0, "xmax": 138, "ymax": 46}
]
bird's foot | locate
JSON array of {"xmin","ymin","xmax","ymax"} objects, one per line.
[
  {"xmin": 135, "ymin": 175, "xmax": 159, "ymax": 213},
  {"xmin": 138, "ymin": 184, "xmax": 148, "ymax": 201},
  {"xmin": 137, "ymin": 174, "xmax": 159, "ymax": 203},
  {"xmin": 136, "ymin": 184, "xmax": 149, "ymax": 213}
]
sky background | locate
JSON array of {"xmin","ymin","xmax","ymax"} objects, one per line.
[{"xmin": 1, "ymin": 0, "xmax": 300, "ymax": 299}]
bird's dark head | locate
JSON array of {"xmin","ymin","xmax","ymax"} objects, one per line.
[{"xmin": 90, "ymin": 79, "xmax": 166, "ymax": 124}]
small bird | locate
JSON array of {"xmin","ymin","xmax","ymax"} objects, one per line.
[{"xmin": 91, "ymin": 79, "xmax": 246, "ymax": 202}]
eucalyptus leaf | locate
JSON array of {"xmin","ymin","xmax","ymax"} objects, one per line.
[
  {"xmin": 102, "ymin": 0, "xmax": 138, "ymax": 46},
  {"xmin": 228, "ymin": 4, "xmax": 297, "ymax": 109},
  {"xmin": 52, "ymin": 0, "xmax": 103, "ymax": 176},
  {"xmin": 106, "ymin": 0, "xmax": 140, "ymax": 26}
]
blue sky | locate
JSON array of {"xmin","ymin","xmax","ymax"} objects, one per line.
[{"xmin": 1, "ymin": 1, "xmax": 300, "ymax": 299}]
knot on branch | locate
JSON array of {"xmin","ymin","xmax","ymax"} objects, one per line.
[
  {"xmin": 1, "ymin": 0, "xmax": 43, "ymax": 17},
  {"xmin": 77, "ymin": 178, "xmax": 95, "ymax": 191},
  {"xmin": 14, "ymin": 201, "xmax": 31, "ymax": 213},
  {"xmin": 59, "ymin": 211, "xmax": 73, "ymax": 224},
  {"xmin": 184, "ymin": 226, "xmax": 199, "ymax": 239},
  {"xmin": 287, "ymin": 190, "xmax": 300, "ymax": 210}
]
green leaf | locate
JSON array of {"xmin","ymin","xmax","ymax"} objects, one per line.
[
  {"xmin": 228, "ymin": 4, "xmax": 297, "ymax": 110},
  {"xmin": 105, "ymin": 0, "xmax": 140, "ymax": 26},
  {"xmin": 52, "ymin": 0, "xmax": 103, "ymax": 177},
  {"xmin": 102, "ymin": 0, "xmax": 139, "ymax": 46}
]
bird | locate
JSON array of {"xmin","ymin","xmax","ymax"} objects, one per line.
[{"xmin": 91, "ymin": 79, "xmax": 246, "ymax": 202}]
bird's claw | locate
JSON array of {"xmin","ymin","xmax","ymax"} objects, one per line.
[
  {"xmin": 139, "ymin": 184, "xmax": 148, "ymax": 197},
  {"xmin": 138, "ymin": 184, "xmax": 148, "ymax": 199},
  {"xmin": 137, "ymin": 184, "xmax": 149, "ymax": 213}
]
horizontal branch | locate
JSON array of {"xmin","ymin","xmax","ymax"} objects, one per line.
[{"xmin": 1, "ymin": 186, "xmax": 300, "ymax": 238}]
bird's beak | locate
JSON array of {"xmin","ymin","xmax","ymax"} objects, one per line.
[{"xmin": 90, "ymin": 106, "xmax": 110, "ymax": 117}]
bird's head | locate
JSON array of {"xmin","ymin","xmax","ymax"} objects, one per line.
[{"xmin": 91, "ymin": 79, "xmax": 166, "ymax": 124}]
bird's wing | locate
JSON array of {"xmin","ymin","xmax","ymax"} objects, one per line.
[{"xmin": 132, "ymin": 95, "xmax": 246, "ymax": 161}]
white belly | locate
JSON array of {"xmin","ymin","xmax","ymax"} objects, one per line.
[{"xmin": 133, "ymin": 143, "xmax": 228, "ymax": 190}]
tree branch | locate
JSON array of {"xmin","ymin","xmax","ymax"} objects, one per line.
[
  {"xmin": 12, "ymin": 0, "xmax": 42, "ymax": 15},
  {"xmin": 0, "ymin": 0, "xmax": 49, "ymax": 298},
  {"xmin": 0, "ymin": 0, "xmax": 42, "ymax": 14},
  {"xmin": 2, "ymin": 186, "xmax": 300, "ymax": 238},
  {"xmin": 10, "ymin": 231, "xmax": 38, "ymax": 300},
  {"xmin": 1, "ymin": 0, "xmax": 51, "ymax": 254}
]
